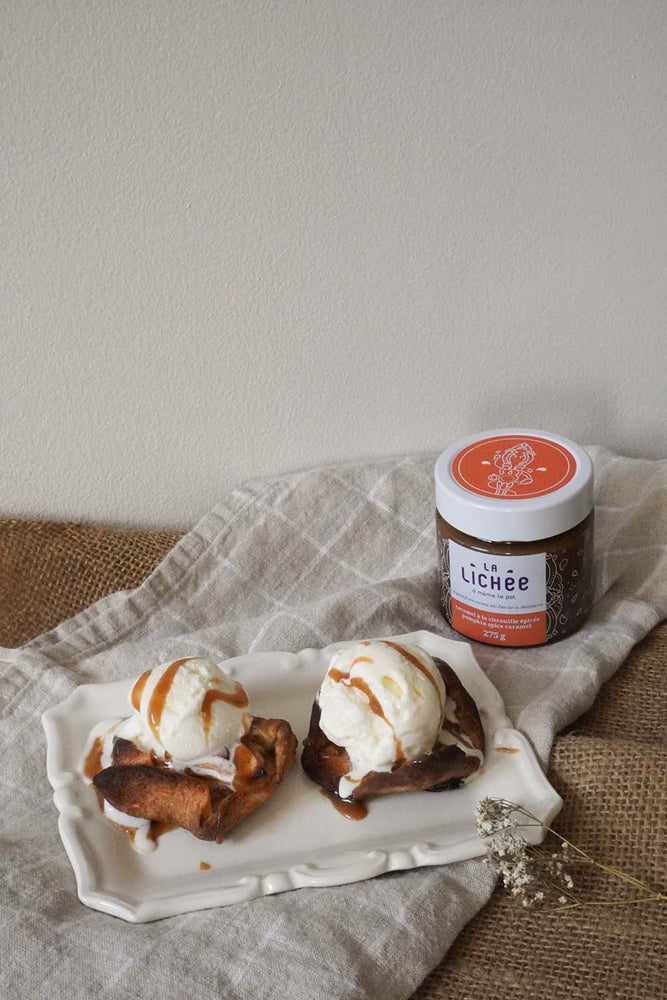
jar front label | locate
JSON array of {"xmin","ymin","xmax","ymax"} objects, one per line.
[{"xmin": 448, "ymin": 540, "xmax": 547, "ymax": 645}]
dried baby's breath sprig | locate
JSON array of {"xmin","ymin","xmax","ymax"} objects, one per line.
[{"xmin": 476, "ymin": 797, "xmax": 667, "ymax": 913}]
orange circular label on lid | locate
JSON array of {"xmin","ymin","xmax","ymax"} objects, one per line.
[{"xmin": 451, "ymin": 435, "xmax": 577, "ymax": 500}]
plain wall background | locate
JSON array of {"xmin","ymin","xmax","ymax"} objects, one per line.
[{"xmin": 3, "ymin": 0, "xmax": 666, "ymax": 528}]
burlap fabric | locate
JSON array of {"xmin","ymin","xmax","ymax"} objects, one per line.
[
  {"xmin": 416, "ymin": 628, "xmax": 667, "ymax": 1000},
  {"xmin": 0, "ymin": 518, "xmax": 182, "ymax": 647},
  {"xmin": 1, "ymin": 450, "xmax": 666, "ymax": 1000}
]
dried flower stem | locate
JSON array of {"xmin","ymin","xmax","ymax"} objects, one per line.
[
  {"xmin": 555, "ymin": 894, "xmax": 666, "ymax": 912},
  {"xmin": 521, "ymin": 806, "xmax": 666, "ymax": 905},
  {"xmin": 476, "ymin": 797, "xmax": 667, "ymax": 913}
]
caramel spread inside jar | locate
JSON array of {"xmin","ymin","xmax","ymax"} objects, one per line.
[
  {"xmin": 436, "ymin": 509, "xmax": 594, "ymax": 646},
  {"xmin": 435, "ymin": 431, "xmax": 595, "ymax": 647}
]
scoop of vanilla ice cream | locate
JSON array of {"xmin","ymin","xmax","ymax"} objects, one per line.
[
  {"xmin": 317, "ymin": 641, "xmax": 446, "ymax": 784},
  {"xmin": 129, "ymin": 657, "xmax": 249, "ymax": 760}
]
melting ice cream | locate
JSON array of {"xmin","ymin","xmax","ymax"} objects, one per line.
[
  {"xmin": 80, "ymin": 656, "xmax": 250, "ymax": 851},
  {"xmin": 317, "ymin": 640, "xmax": 447, "ymax": 798}
]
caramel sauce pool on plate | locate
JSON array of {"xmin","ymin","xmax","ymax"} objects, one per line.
[
  {"xmin": 320, "ymin": 789, "xmax": 368, "ymax": 821},
  {"xmin": 83, "ymin": 736, "xmax": 104, "ymax": 781}
]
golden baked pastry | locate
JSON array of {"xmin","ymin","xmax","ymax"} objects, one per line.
[
  {"xmin": 80, "ymin": 656, "xmax": 297, "ymax": 849},
  {"xmin": 301, "ymin": 642, "xmax": 484, "ymax": 803},
  {"xmin": 94, "ymin": 716, "xmax": 296, "ymax": 842}
]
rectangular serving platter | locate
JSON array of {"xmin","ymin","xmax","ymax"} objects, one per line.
[{"xmin": 42, "ymin": 630, "xmax": 562, "ymax": 922}]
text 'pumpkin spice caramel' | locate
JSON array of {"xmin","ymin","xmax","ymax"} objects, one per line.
[{"xmin": 435, "ymin": 429, "xmax": 594, "ymax": 647}]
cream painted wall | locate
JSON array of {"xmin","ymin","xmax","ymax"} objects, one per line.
[{"xmin": 3, "ymin": 1, "xmax": 667, "ymax": 527}]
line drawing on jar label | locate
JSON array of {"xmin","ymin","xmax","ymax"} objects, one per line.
[{"xmin": 488, "ymin": 442, "xmax": 537, "ymax": 496}]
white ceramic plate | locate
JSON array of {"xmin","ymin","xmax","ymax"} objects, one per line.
[{"xmin": 43, "ymin": 631, "xmax": 561, "ymax": 922}]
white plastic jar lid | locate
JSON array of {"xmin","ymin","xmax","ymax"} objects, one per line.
[{"xmin": 435, "ymin": 429, "xmax": 594, "ymax": 542}]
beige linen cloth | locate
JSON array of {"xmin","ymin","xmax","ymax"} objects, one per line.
[{"xmin": 2, "ymin": 448, "xmax": 666, "ymax": 1000}]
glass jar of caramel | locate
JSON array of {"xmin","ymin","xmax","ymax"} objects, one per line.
[{"xmin": 435, "ymin": 429, "xmax": 594, "ymax": 647}]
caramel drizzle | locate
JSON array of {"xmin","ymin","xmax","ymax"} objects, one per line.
[
  {"xmin": 120, "ymin": 826, "xmax": 137, "ymax": 845},
  {"xmin": 131, "ymin": 669, "xmax": 151, "ymax": 712},
  {"xmin": 150, "ymin": 821, "xmax": 176, "ymax": 839},
  {"xmin": 328, "ymin": 662, "xmax": 404, "ymax": 764},
  {"xmin": 201, "ymin": 685, "xmax": 248, "ymax": 740},
  {"xmin": 494, "ymin": 746, "xmax": 520, "ymax": 754},
  {"xmin": 146, "ymin": 657, "xmax": 196, "ymax": 742},
  {"xmin": 381, "ymin": 641, "xmax": 443, "ymax": 712},
  {"xmin": 200, "ymin": 861, "xmax": 211, "ymax": 871},
  {"xmin": 113, "ymin": 821, "xmax": 174, "ymax": 847},
  {"xmin": 233, "ymin": 741, "xmax": 259, "ymax": 790},
  {"xmin": 320, "ymin": 789, "xmax": 368, "ymax": 821},
  {"xmin": 83, "ymin": 736, "xmax": 104, "ymax": 781}
]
